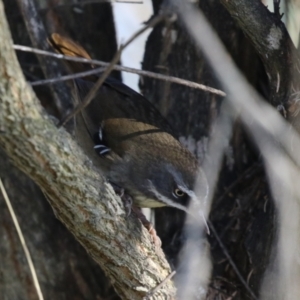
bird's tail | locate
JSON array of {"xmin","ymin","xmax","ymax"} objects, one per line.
[{"xmin": 48, "ymin": 33, "xmax": 96, "ymax": 81}]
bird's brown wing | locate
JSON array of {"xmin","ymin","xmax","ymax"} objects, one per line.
[{"xmin": 75, "ymin": 78, "xmax": 176, "ymax": 137}]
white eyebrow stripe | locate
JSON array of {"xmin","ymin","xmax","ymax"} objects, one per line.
[
  {"xmin": 177, "ymin": 185, "xmax": 198, "ymax": 203},
  {"xmin": 148, "ymin": 181, "xmax": 189, "ymax": 213},
  {"xmin": 150, "ymin": 181, "xmax": 209, "ymax": 233}
]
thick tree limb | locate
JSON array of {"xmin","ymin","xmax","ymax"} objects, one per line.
[
  {"xmin": 0, "ymin": 1, "xmax": 175, "ymax": 299},
  {"xmin": 220, "ymin": 0, "xmax": 300, "ymax": 128}
]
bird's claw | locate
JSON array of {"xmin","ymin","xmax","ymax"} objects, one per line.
[
  {"xmin": 110, "ymin": 182, "xmax": 132, "ymax": 216},
  {"xmin": 131, "ymin": 206, "xmax": 161, "ymax": 247}
]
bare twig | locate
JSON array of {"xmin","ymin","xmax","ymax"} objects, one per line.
[
  {"xmin": 273, "ymin": 0, "xmax": 284, "ymax": 19},
  {"xmin": 143, "ymin": 271, "xmax": 176, "ymax": 299},
  {"xmin": 115, "ymin": 0, "xmax": 142, "ymax": 3},
  {"xmin": 0, "ymin": 178, "xmax": 44, "ymax": 300},
  {"xmin": 122, "ymin": 14, "xmax": 167, "ymax": 49},
  {"xmin": 13, "ymin": 45, "xmax": 226, "ymax": 97},
  {"xmin": 208, "ymin": 221, "xmax": 258, "ymax": 300},
  {"xmin": 30, "ymin": 67, "xmax": 106, "ymax": 86},
  {"xmin": 39, "ymin": 0, "xmax": 143, "ymax": 10},
  {"xmin": 212, "ymin": 163, "xmax": 260, "ymax": 211}
]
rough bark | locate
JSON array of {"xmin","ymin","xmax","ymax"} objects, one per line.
[
  {"xmin": 0, "ymin": 148, "xmax": 118, "ymax": 300},
  {"xmin": 0, "ymin": 1, "xmax": 176, "ymax": 299},
  {"xmin": 1, "ymin": 0, "xmax": 123, "ymax": 299},
  {"xmin": 220, "ymin": 0, "xmax": 300, "ymax": 131}
]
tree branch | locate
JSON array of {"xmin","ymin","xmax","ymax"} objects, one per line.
[
  {"xmin": 220, "ymin": 0, "xmax": 300, "ymax": 120},
  {"xmin": 13, "ymin": 44, "xmax": 226, "ymax": 97},
  {"xmin": 0, "ymin": 1, "xmax": 175, "ymax": 299}
]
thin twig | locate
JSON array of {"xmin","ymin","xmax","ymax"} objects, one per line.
[
  {"xmin": 208, "ymin": 221, "xmax": 258, "ymax": 300},
  {"xmin": 13, "ymin": 45, "xmax": 226, "ymax": 97},
  {"xmin": 123, "ymin": 14, "xmax": 167, "ymax": 49},
  {"xmin": 39, "ymin": 0, "xmax": 143, "ymax": 10},
  {"xmin": 143, "ymin": 270, "xmax": 176, "ymax": 299},
  {"xmin": 212, "ymin": 163, "xmax": 260, "ymax": 212},
  {"xmin": 273, "ymin": 0, "xmax": 284, "ymax": 19},
  {"xmin": 30, "ymin": 66, "xmax": 105, "ymax": 86},
  {"xmin": 0, "ymin": 178, "xmax": 44, "ymax": 300},
  {"xmin": 115, "ymin": 0, "xmax": 142, "ymax": 3}
]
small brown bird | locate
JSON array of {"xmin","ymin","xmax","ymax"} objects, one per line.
[{"xmin": 49, "ymin": 33, "xmax": 201, "ymax": 216}]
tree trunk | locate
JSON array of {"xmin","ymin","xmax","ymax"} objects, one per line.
[{"xmin": 1, "ymin": 1, "xmax": 121, "ymax": 299}]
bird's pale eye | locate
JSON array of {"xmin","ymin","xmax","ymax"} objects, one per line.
[{"xmin": 173, "ymin": 188, "xmax": 185, "ymax": 198}]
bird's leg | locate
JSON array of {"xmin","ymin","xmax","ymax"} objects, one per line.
[
  {"xmin": 109, "ymin": 182, "xmax": 133, "ymax": 216},
  {"xmin": 131, "ymin": 206, "xmax": 161, "ymax": 247},
  {"xmin": 109, "ymin": 182, "xmax": 161, "ymax": 246}
]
